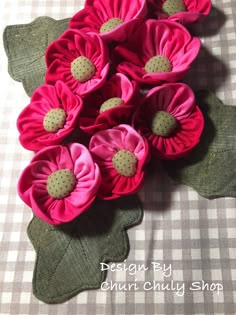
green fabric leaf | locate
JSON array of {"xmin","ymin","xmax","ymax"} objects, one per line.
[
  {"xmin": 27, "ymin": 195, "xmax": 143, "ymax": 304},
  {"xmin": 3, "ymin": 17, "xmax": 69, "ymax": 97},
  {"xmin": 163, "ymin": 90, "xmax": 236, "ymax": 198}
]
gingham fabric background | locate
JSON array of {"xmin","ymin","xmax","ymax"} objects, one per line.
[{"xmin": 0, "ymin": 0, "xmax": 236, "ymax": 314}]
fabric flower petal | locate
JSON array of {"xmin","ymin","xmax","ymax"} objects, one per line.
[
  {"xmin": 112, "ymin": 19, "xmax": 201, "ymax": 85},
  {"xmin": 147, "ymin": 0, "xmax": 211, "ymax": 24},
  {"xmin": 133, "ymin": 83, "xmax": 204, "ymax": 159},
  {"xmin": 45, "ymin": 29, "xmax": 110, "ymax": 96},
  {"xmin": 79, "ymin": 73, "xmax": 139, "ymax": 134},
  {"xmin": 70, "ymin": 0, "xmax": 147, "ymax": 43},
  {"xmin": 18, "ymin": 144, "xmax": 101, "ymax": 225},
  {"xmin": 89, "ymin": 124, "xmax": 150, "ymax": 200},
  {"xmin": 17, "ymin": 81, "xmax": 82, "ymax": 151}
]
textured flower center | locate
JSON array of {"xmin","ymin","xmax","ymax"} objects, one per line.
[
  {"xmin": 71, "ymin": 56, "xmax": 96, "ymax": 83},
  {"xmin": 112, "ymin": 150, "xmax": 137, "ymax": 177},
  {"xmin": 99, "ymin": 97, "xmax": 123, "ymax": 114},
  {"xmin": 100, "ymin": 18, "xmax": 123, "ymax": 33},
  {"xmin": 47, "ymin": 169, "xmax": 76, "ymax": 199},
  {"xmin": 162, "ymin": 0, "xmax": 186, "ymax": 16},
  {"xmin": 145, "ymin": 56, "xmax": 172, "ymax": 73},
  {"xmin": 151, "ymin": 111, "xmax": 177, "ymax": 137},
  {"xmin": 43, "ymin": 108, "xmax": 67, "ymax": 133}
]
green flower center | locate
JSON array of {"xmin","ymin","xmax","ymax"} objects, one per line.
[
  {"xmin": 100, "ymin": 18, "xmax": 123, "ymax": 33},
  {"xmin": 71, "ymin": 56, "xmax": 96, "ymax": 83},
  {"xmin": 145, "ymin": 55, "xmax": 172, "ymax": 73},
  {"xmin": 162, "ymin": 0, "xmax": 186, "ymax": 16},
  {"xmin": 99, "ymin": 97, "xmax": 123, "ymax": 114},
  {"xmin": 151, "ymin": 111, "xmax": 177, "ymax": 137},
  {"xmin": 47, "ymin": 169, "xmax": 76, "ymax": 199},
  {"xmin": 112, "ymin": 150, "xmax": 137, "ymax": 177},
  {"xmin": 43, "ymin": 108, "xmax": 67, "ymax": 133}
]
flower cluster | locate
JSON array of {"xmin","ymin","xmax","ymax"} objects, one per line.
[{"xmin": 17, "ymin": 0, "xmax": 210, "ymax": 225}]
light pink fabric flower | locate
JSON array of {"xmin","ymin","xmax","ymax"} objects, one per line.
[
  {"xmin": 45, "ymin": 29, "xmax": 110, "ymax": 96},
  {"xmin": 18, "ymin": 143, "xmax": 101, "ymax": 225},
  {"xmin": 89, "ymin": 124, "xmax": 150, "ymax": 200},
  {"xmin": 69, "ymin": 0, "xmax": 147, "ymax": 43},
  {"xmin": 17, "ymin": 81, "xmax": 83, "ymax": 151},
  {"xmin": 79, "ymin": 73, "xmax": 138, "ymax": 134},
  {"xmin": 133, "ymin": 83, "xmax": 204, "ymax": 159},
  {"xmin": 112, "ymin": 19, "xmax": 201, "ymax": 85},
  {"xmin": 148, "ymin": 0, "xmax": 212, "ymax": 24}
]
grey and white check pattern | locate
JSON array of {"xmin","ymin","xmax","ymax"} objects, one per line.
[{"xmin": 0, "ymin": 0, "xmax": 236, "ymax": 314}]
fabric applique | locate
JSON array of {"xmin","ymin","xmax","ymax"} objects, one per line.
[
  {"xmin": 89, "ymin": 124, "xmax": 150, "ymax": 200},
  {"xmin": 133, "ymin": 83, "xmax": 204, "ymax": 159},
  {"xmin": 27, "ymin": 195, "xmax": 143, "ymax": 303},
  {"xmin": 164, "ymin": 90, "xmax": 236, "ymax": 198},
  {"xmin": 79, "ymin": 73, "xmax": 138, "ymax": 134},
  {"xmin": 18, "ymin": 143, "xmax": 101, "ymax": 225},
  {"xmin": 45, "ymin": 29, "xmax": 110, "ymax": 96},
  {"xmin": 147, "ymin": 0, "xmax": 212, "ymax": 24},
  {"xmin": 17, "ymin": 81, "xmax": 83, "ymax": 151},
  {"xmin": 3, "ymin": 17, "xmax": 69, "ymax": 96},
  {"xmin": 70, "ymin": 0, "xmax": 147, "ymax": 43},
  {"xmin": 112, "ymin": 19, "xmax": 201, "ymax": 85},
  {"xmin": 4, "ymin": 0, "xmax": 230, "ymax": 305}
]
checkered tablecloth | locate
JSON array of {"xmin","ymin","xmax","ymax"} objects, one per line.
[{"xmin": 0, "ymin": 1, "xmax": 236, "ymax": 314}]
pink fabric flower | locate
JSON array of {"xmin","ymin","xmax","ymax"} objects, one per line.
[
  {"xmin": 17, "ymin": 81, "xmax": 82, "ymax": 151},
  {"xmin": 45, "ymin": 29, "xmax": 110, "ymax": 96},
  {"xmin": 112, "ymin": 19, "xmax": 201, "ymax": 85},
  {"xmin": 147, "ymin": 0, "xmax": 211, "ymax": 24},
  {"xmin": 69, "ymin": 0, "xmax": 147, "ymax": 43},
  {"xmin": 89, "ymin": 124, "xmax": 150, "ymax": 200},
  {"xmin": 133, "ymin": 83, "xmax": 204, "ymax": 159},
  {"xmin": 18, "ymin": 143, "xmax": 101, "ymax": 225},
  {"xmin": 79, "ymin": 73, "xmax": 139, "ymax": 134}
]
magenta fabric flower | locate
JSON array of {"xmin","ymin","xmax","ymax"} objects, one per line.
[
  {"xmin": 89, "ymin": 124, "xmax": 150, "ymax": 200},
  {"xmin": 147, "ymin": 0, "xmax": 212, "ymax": 24},
  {"xmin": 112, "ymin": 19, "xmax": 201, "ymax": 85},
  {"xmin": 18, "ymin": 143, "xmax": 101, "ymax": 225},
  {"xmin": 45, "ymin": 29, "xmax": 110, "ymax": 96},
  {"xmin": 79, "ymin": 73, "xmax": 138, "ymax": 134},
  {"xmin": 69, "ymin": 0, "xmax": 147, "ymax": 43},
  {"xmin": 133, "ymin": 83, "xmax": 204, "ymax": 159},
  {"xmin": 17, "ymin": 81, "xmax": 83, "ymax": 151}
]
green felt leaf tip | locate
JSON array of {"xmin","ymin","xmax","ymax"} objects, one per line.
[
  {"xmin": 163, "ymin": 90, "xmax": 236, "ymax": 199},
  {"xmin": 3, "ymin": 17, "xmax": 69, "ymax": 97},
  {"xmin": 27, "ymin": 195, "xmax": 143, "ymax": 304}
]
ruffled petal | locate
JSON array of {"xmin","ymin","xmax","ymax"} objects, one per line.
[
  {"xmin": 70, "ymin": 0, "xmax": 147, "ymax": 43},
  {"xmin": 112, "ymin": 20, "xmax": 200, "ymax": 85},
  {"xmin": 17, "ymin": 82, "xmax": 82, "ymax": 151},
  {"xmin": 18, "ymin": 144, "xmax": 101, "ymax": 225},
  {"xmin": 45, "ymin": 29, "xmax": 110, "ymax": 96},
  {"xmin": 133, "ymin": 83, "xmax": 204, "ymax": 159},
  {"xmin": 148, "ymin": 0, "xmax": 211, "ymax": 24},
  {"xmin": 79, "ymin": 73, "xmax": 138, "ymax": 134},
  {"xmin": 18, "ymin": 160, "xmax": 56, "ymax": 207},
  {"xmin": 146, "ymin": 83, "xmax": 195, "ymax": 119},
  {"xmin": 89, "ymin": 125, "xmax": 149, "ymax": 199},
  {"xmin": 69, "ymin": 7, "xmax": 103, "ymax": 33}
]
